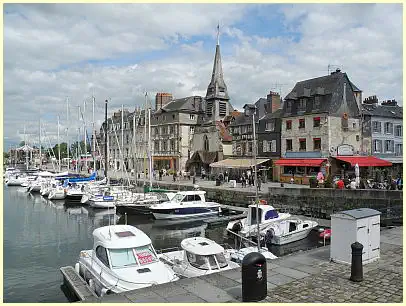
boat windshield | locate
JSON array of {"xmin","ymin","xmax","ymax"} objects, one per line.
[
  {"xmin": 109, "ymin": 244, "xmax": 159, "ymax": 268},
  {"xmin": 186, "ymin": 252, "xmax": 228, "ymax": 270},
  {"xmin": 172, "ymin": 194, "xmax": 185, "ymax": 203}
]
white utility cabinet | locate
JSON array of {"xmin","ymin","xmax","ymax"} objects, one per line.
[{"xmin": 330, "ymin": 208, "xmax": 381, "ymax": 265}]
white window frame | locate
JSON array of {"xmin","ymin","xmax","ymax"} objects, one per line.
[
  {"xmin": 373, "ymin": 140, "xmax": 382, "ymax": 153},
  {"xmin": 395, "ymin": 125, "xmax": 402, "ymax": 137}
]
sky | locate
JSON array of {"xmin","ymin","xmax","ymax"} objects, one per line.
[{"xmin": 3, "ymin": 3, "xmax": 403, "ymax": 151}]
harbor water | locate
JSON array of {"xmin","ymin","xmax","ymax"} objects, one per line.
[{"xmin": 3, "ymin": 186, "xmax": 328, "ymax": 303}]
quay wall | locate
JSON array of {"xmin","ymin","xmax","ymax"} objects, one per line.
[{"xmin": 126, "ymin": 179, "xmax": 402, "ymax": 223}]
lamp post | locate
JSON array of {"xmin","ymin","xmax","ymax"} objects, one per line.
[
  {"xmin": 104, "ymin": 99, "xmax": 108, "ymax": 178},
  {"xmin": 252, "ymin": 108, "xmax": 260, "ymax": 252}
]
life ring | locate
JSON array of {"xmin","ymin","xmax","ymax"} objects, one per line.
[
  {"xmin": 231, "ymin": 221, "xmax": 242, "ymax": 233},
  {"xmin": 343, "ymin": 112, "xmax": 348, "ymax": 120},
  {"xmin": 265, "ymin": 228, "xmax": 275, "ymax": 245}
]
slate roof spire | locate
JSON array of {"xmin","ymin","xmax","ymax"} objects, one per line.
[{"xmin": 206, "ymin": 23, "xmax": 229, "ymax": 101}]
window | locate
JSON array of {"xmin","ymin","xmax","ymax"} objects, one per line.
[
  {"xmin": 206, "ymin": 101, "xmax": 213, "ymax": 116},
  {"xmin": 190, "ymin": 126, "xmax": 195, "ymax": 134},
  {"xmin": 286, "ymin": 101, "xmax": 292, "ymax": 113},
  {"xmin": 286, "ymin": 139, "xmax": 293, "ymax": 151},
  {"xmin": 248, "ymin": 142, "xmax": 253, "ymax": 153},
  {"xmin": 395, "ymin": 144, "xmax": 402, "ymax": 156},
  {"xmin": 313, "ymin": 138, "xmax": 321, "ymax": 151},
  {"xmin": 299, "ymin": 119, "xmax": 305, "ymax": 129},
  {"xmin": 307, "ymin": 167, "xmax": 320, "ymax": 176},
  {"xmin": 314, "ymin": 96, "xmax": 321, "ymax": 109},
  {"xmin": 373, "ymin": 140, "xmax": 382, "ymax": 153},
  {"xmin": 395, "ymin": 125, "xmax": 402, "ymax": 137},
  {"xmin": 219, "ymin": 102, "xmax": 227, "ymax": 117},
  {"xmin": 313, "ymin": 117, "xmax": 321, "ymax": 128},
  {"xmin": 170, "ymin": 139, "xmax": 175, "ymax": 151},
  {"xmin": 299, "ymin": 138, "xmax": 306, "ymax": 151},
  {"xmin": 352, "ymin": 122, "xmax": 357, "ymax": 129},
  {"xmin": 283, "ymin": 166, "xmax": 296, "ymax": 174},
  {"xmin": 154, "ymin": 127, "xmax": 159, "ymax": 136},
  {"xmin": 126, "ymin": 134, "xmax": 129, "ymax": 144},
  {"xmin": 163, "ymin": 140, "xmax": 168, "ymax": 151},
  {"xmin": 270, "ymin": 140, "xmax": 277, "ymax": 152},
  {"xmin": 242, "ymin": 126, "xmax": 248, "ymax": 134},
  {"xmin": 286, "ymin": 120, "xmax": 292, "ymax": 130},
  {"xmin": 154, "ymin": 141, "xmax": 159, "ymax": 152},
  {"xmin": 384, "ymin": 140, "xmax": 394, "ymax": 153},
  {"xmin": 262, "ymin": 140, "xmax": 268, "ymax": 152},
  {"xmin": 298, "ymin": 98, "xmax": 306, "ymax": 111},
  {"xmin": 96, "ymin": 246, "xmax": 110, "ymax": 267},
  {"xmin": 384, "ymin": 122, "xmax": 393, "ymax": 134},
  {"xmin": 247, "ymin": 125, "xmax": 252, "ymax": 133},
  {"xmin": 126, "ymin": 148, "xmax": 129, "ymax": 157},
  {"xmin": 169, "ymin": 125, "xmax": 174, "ymax": 134},
  {"xmin": 265, "ymin": 121, "xmax": 275, "ymax": 131},
  {"xmin": 296, "ymin": 166, "xmax": 305, "ymax": 175},
  {"xmin": 356, "ymin": 135, "xmax": 360, "ymax": 141},
  {"xmin": 190, "ymin": 114, "xmax": 195, "ymax": 120},
  {"xmin": 372, "ymin": 121, "xmax": 381, "ymax": 133},
  {"xmin": 109, "ymin": 245, "xmax": 158, "ymax": 268},
  {"xmin": 186, "ymin": 252, "xmax": 210, "ymax": 270},
  {"xmin": 204, "ymin": 135, "xmax": 209, "ymax": 151}
]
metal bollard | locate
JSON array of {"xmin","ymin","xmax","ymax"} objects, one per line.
[
  {"xmin": 193, "ymin": 177, "xmax": 196, "ymax": 185},
  {"xmin": 350, "ymin": 241, "xmax": 363, "ymax": 282},
  {"xmin": 241, "ymin": 252, "xmax": 267, "ymax": 302}
]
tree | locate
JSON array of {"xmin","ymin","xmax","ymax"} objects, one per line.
[{"xmin": 19, "ymin": 141, "xmax": 25, "ymax": 147}]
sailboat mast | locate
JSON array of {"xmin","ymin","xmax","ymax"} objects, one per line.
[
  {"xmin": 92, "ymin": 95, "xmax": 96, "ymax": 171},
  {"xmin": 66, "ymin": 97, "xmax": 70, "ymax": 171},
  {"xmin": 121, "ymin": 104, "xmax": 124, "ymax": 171},
  {"xmin": 132, "ymin": 107, "xmax": 136, "ymax": 184},
  {"xmin": 57, "ymin": 115, "xmax": 61, "ymax": 171},
  {"xmin": 39, "ymin": 108, "xmax": 41, "ymax": 169},
  {"xmin": 77, "ymin": 105, "xmax": 80, "ymax": 173},
  {"xmin": 24, "ymin": 125, "xmax": 28, "ymax": 170},
  {"xmin": 143, "ymin": 93, "xmax": 147, "ymax": 186},
  {"xmin": 104, "ymin": 99, "xmax": 108, "ymax": 179},
  {"xmin": 148, "ymin": 106, "xmax": 152, "ymax": 188},
  {"xmin": 252, "ymin": 111, "xmax": 260, "ymax": 252},
  {"xmin": 83, "ymin": 99, "xmax": 87, "ymax": 171}
]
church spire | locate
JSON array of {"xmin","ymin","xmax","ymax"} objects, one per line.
[{"xmin": 205, "ymin": 23, "xmax": 229, "ymax": 102}]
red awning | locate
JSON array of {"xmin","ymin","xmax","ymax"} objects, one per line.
[
  {"xmin": 334, "ymin": 156, "xmax": 392, "ymax": 167},
  {"xmin": 274, "ymin": 158, "xmax": 327, "ymax": 167}
]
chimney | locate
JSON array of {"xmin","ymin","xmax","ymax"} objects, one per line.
[
  {"xmin": 266, "ymin": 91, "xmax": 281, "ymax": 114},
  {"xmin": 381, "ymin": 99, "xmax": 398, "ymax": 106},
  {"xmin": 155, "ymin": 93, "xmax": 173, "ymax": 110}
]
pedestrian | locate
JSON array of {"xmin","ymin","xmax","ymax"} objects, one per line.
[
  {"xmin": 336, "ymin": 178, "xmax": 345, "ymax": 189},
  {"xmin": 397, "ymin": 176, "xmax": 402, "ymax": 190},
  {"xmin": 173, "ymin": 172, "xmax": 176, "ymax": 182},
  {"xmin": 257, "ymin": 178, "xmax": 261, "ymax": 191},
  {"xmin": 159, "ymin": 169, "xmax": 163, "ymax": 181}
]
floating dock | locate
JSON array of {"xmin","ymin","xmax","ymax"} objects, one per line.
[{"xmin": 60, "ymin": 266, "xmax": 97, "ymax": 302}]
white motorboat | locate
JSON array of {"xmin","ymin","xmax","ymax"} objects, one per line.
[
  {"xmin": 224, "ymin": 246, "xmax": 278, "ymax": 264},
  {"xmin": 149, "ymin": 190, "xmax": 221, "ymax": 220},
  {"xmin": 116, "ymin": 192, "xmax": 177, "ymax": 215},
  {"xmin": 75, "ymin": 224, "xmax": 179, "ymax": 297},
  {"xmin": 66, "ymin": 184, "xmax": 85, "ymax": 201},
  {"xmin": 89, "ymin": 190, "xmax": 116, "ymax": 209},
  {"xmin": 227, "ymin": 201, "xmax": 291, "ymax": 238},
  {"xmin": 158, "ymin": 237, "xmax": 240, "ymax": 278},
  {"xmin": 262, "ymin": 218, "xmax": 318, "ymax": 245},
  {"xmin": 48, "ymin": 185, "xmax": 66, "ymax": 200}
]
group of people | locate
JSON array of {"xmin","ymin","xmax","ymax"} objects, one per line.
[{"xmin": 239, "ymin": 170, "xmax": 262, "ymax": 191}]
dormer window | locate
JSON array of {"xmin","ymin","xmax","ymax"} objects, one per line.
[
  {"xmin": 299, "ymin": 98, "xmax": 306, "ymax": 111},
  {"xmin": 286, "ymin": 101, "xmax": 292, "ymax": 113},
  {"xmin": 314, "ymin": 96, "xmax": 320, "ymax": 109}
]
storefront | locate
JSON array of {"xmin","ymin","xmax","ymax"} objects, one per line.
[
  {"xmin": 330, "ymin": 156, "xmax": 393, "ymax": 180},
  {"xmin": 274, "ymin": 158, "xmax": 329, "ymax": 185},
  {"xmin": 153, "ymin": 156, "xmax": 177, "ymax": 171}
]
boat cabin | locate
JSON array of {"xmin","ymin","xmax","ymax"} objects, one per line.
[
  {"xmin": 90, "ymin": 225, "xmax": 160, "ymax": 269},
  {"xmin": 247, "ymin": 203, "xmax": 280, "ymax": 226},
  {"xmin": 170, "ymin": 190, "xmax": 206, "ymax": 204},
  {"xmin": 180, "ymin": 237, "xmax": 228, "ymax": 271}
]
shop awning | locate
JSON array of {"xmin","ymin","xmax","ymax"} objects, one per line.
[
  {"xmin": 333, "ymin": 156, "xmax": 392, "ymax": 167},
  {"xmin": 210, "ymin": 158, "xmax": 270, "ymax": 169},
  {"xmin": 274, "ymin": 158, "xmax": 327, "ymax": 167}
]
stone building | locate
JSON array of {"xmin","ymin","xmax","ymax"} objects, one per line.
[{"xmin": 361, "ymin": 96, "xmax": 403, "ymax": 176}]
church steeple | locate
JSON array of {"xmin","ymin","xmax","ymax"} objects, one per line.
[{"xmin": 206, "ymin": 23, "xmax": 229, "ymax": 102}]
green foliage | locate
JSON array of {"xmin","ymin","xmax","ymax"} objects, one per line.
[
  {"xmin": 324, "ymin": 175, "xmax": 333, "ymax": 188},
  {"xmin": 309, "ymin": 176, "xmax": 318, "ymax": 188}
]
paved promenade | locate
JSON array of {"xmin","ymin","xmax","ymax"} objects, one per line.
[{"xmin": 86, "ymin": 226, "xmax": 402, "ymax": 303}]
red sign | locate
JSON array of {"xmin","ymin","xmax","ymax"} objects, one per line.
[{"xmin": 136, "ymin": 251, "xmax": 154, "ymax": 265}]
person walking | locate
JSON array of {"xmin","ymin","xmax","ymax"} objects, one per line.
[{"xmin": 257, "ymin": 178, "xmax": 261, "ymax": 191}]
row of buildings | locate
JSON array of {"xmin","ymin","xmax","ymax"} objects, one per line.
[{"xmin": 96, "ymin": 33, "xmax": 403, "ymax": 184}]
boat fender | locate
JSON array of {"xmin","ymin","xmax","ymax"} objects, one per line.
[
  {"xmin": 265, "ymin": 228, "xmax": 275, "ymax": 245},
  {"xmin": 100, "ymin": 288, "xmax": 111, "ymax": 297},
  {"xmin": 231, "ymin": 221, "xmax": 242, "ymax": 233},
  {"xmin": 75, "ymin": 263, "xmax": 80, "ymax": 274}
]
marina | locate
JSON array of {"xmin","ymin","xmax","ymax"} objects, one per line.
[{"xmin": 3, "ymin": 184, "xmax": 329, "ymax": 303}]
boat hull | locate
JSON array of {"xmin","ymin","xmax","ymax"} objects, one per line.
[
  {"xmin": 152, "ymin": 207, "xmax": 220, "ymax": 220},
  {"xmin": 89, "ymin": 200, "xmax": 116, "ymax": 209}
]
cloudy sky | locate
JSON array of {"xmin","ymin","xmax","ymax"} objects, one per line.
[{"xmin": 4, "ymin": 3, "xmax": 402, "ymax": 150}]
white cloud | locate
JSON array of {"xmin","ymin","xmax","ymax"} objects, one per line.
[{"xmin": 4, "ymin": 3, "xmax": 402, "ymax": 149}]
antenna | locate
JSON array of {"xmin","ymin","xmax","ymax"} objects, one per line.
[{"xmin": 269, "ymin": 82, "xmax": 288, "ymax": 97}]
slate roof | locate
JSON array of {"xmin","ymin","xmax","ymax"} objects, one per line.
[
  {"xmin": 215, "ymin": 121, "xmax": 232, "ymax": 142},
  {"xmin": 260, "ymin": 109, "xmax": 283, "ymax": 121},
  {"xmin": 283, "ymin": 71, "xmax": 360, "ymax": 117},
  {"xmin": 155, "ymin": 96, "xmax": 204, "ymax": 113},
  {"xmin": 362, "ymin": 104, "xmax": 403, "ymax": 119}
]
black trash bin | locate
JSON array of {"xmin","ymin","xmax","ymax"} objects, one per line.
[
  {"xmin": 241, "ymin": 252, "xmax": 267, "ymax": 302},
  {"xmin": 216, "ymin": 179, "xmax": 221, "ymax": 186}
]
